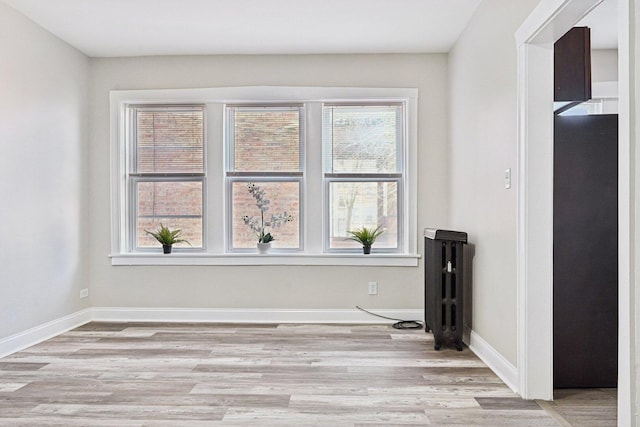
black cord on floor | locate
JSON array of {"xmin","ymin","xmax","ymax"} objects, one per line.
[{"xmin": 356, "ymin": 306, "xmax": 424, "ymax": 330}]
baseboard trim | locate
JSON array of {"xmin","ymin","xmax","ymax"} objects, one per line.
[
  {"xmin": 469, "ymin": 330, "xmax": 519, "ymax": 394},
  {"xmin": 0, "ymin": 309, "xmax": 93, "ymax": 359},
  {"xmin": 91, "ymin": 307, "xmax": 424, "ymax": 324}
]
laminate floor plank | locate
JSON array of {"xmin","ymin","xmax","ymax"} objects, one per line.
[
  {"xmin": 0, "ymin": 362, "xmax": 48, "ymax": 371},
  {"xmin": 0, "ymin": 322, "xmax": 616, "ymax": 426},
  {"xmin": 545, "ymin": 388, "xmax": 617, "ymax": 427}
]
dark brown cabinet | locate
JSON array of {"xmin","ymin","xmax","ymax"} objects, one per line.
[
  {"xmin": 554, "ymin": 27, "xmax": 592, "ymax": 102},
  {"xmin": 553, "ymin": 114, "xmax": 618, "ymax": 388}
]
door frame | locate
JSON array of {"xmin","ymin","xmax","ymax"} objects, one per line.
[{"xmin": 515, "ymin": 0, "xmax": 632, "ymax": 424}]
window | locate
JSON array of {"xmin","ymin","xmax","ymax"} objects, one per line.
[
  {"xmin": 111, "ymin": 87, "xmax": 418, "ymax": 266},
  {"xmin": 323, "ymin": 104, "xmax": 403, "ymax": 252},
  {"xmin": 127, "ymin": 106, "xmax": 205, "ymax": 251},
  {"xmin": 226, "ymin": 106, "xmax": 303, "ymax": 251}
]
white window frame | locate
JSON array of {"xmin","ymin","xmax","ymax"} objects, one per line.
[
  {"xmin": 322, "ymin": 102, "xmax": 406, "ymax": 253},
  {"xmin": 124, "ymin": 105, "xmax": 207, "ymax": 253},
  {"xmin": 225, "ymin": 104, "xmax": 305, "ymax": 253},
  {"xmin": 110, "ymin": 86, "xmax": 419, "ymax": 266}
]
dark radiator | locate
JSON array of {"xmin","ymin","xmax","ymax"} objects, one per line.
[{"xmin": 424, "ymin": 228, "xmax": 467, "ymax": 351}]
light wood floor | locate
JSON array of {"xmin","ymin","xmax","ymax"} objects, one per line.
[{"xmin": 0, "ymin": 322, "xmax": 616, "ymax": 426}]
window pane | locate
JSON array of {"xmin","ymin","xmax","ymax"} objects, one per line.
[
  {"xmin": 136, "ymin": 109, "xmax": 204, "ymax": 173},
  {"xmin": 137, "ymin": 218, "xmax": 202, "ymax": 248},
  {"xmin": 329, "ymin": 181, "xmax": 398, "ymax": 249},
  {"xmin": 324, "ymin": 105, "xmax": 401, "ymax": 174},
  {"xmin": 233, "ymin": 108, "xmax": 301, "ymax": 172},
  {"xmin": 231, "ymin": 181, "xmax": 299, "ymax": 249},
  {"xmin": 136, "ymin": 181, "xmax": 203, "ymax": 248}
]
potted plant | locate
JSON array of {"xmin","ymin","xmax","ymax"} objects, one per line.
[
  {"xmin": 347, "ymin": 225, "xmax": 384, "ymax": 254},
  {"xmin": 241, "ymin": 183, "xmax": 294, "ymax": 254},
  {"xmin": 145, "ymin": 224, "xmax": 190, "ymax": 254}
]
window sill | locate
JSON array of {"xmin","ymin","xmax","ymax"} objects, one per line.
[{"xmin": 109, "ymin": 253, "xmax": 420, "ymax": 267}]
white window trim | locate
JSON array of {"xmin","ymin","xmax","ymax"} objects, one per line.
[
  {"xmin": 322, "ymin": 102, "xmax": 406, "ymax": 253},
  {"xmin": 126, "ymin": 105, "xmax": 207, "ymax": 253},
  {"xmin": 225, "ymin": 104, "xmax": 306, "ymax": 252},
  {"xmin": 110, "ymin": 86, "xmax": 419, "ymax": 266}
]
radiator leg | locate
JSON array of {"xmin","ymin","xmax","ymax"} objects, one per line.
[{"xmin": 434, "ymin": 334, "xmax": 442, "ymax": 350}]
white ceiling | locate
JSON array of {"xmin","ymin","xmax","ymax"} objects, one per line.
[
  {"xmin": 1, "ymin": 0, "xmax": 617, "ymax": 58},
  {"xmin": 578, "ymin": 0, "xmax": 618, "ymax": 49},
  {"xmin": 0, "ymin": 0, "xmax": 483, "ymax": 57}
]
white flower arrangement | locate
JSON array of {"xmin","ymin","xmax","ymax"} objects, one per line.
[{"xmin": 241, "ymin": 183, "xmax": 294, "ymax": 244}]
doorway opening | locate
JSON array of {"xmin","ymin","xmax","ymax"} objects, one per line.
[{"xmin": 515, "ymin": 0, "xmax": 630, "ymax": 424}]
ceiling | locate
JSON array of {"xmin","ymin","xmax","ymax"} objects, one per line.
[
  {"xmin": 0, "ymin": 0, "xmax": 482, "ymax": 57},
  {"xmin": 1, "ymin": 0, "xmax": 617, "ymax": 58},
  {"xmin": 578, "ymin": 0, "xmax": 618, "ymax": 49}
]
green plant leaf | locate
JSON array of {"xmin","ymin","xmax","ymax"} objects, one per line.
[
  {"xmin": 145, "ymin": 224, "xmax": 191, "ymax": 246},
  {"xmin": 260, "ymin": 232, "xmax": 275, "ymax": 243},
  {"xmin": 346, "ymin": 225, "xmax": 384, "ymax": 246}
]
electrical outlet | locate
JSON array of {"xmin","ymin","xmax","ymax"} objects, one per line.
[
  {"xmin": 368, "ymin": 281, "xmax": 378, "ymax": 295},
  {"xmin": 79, "ymin": 288, "xmax": 89, "ymax": 299}
]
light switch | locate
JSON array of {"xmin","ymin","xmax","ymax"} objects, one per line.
[{"xmin": 505, "ymin": 168, "xmax": 511, "ymax": 189}]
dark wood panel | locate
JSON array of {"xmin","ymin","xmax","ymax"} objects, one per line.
[
  {"xmin": 554, "ymin": 27, "xmax": 592, "ymax": 102},
  {"xmin": 553, "ymin": 114, "xmax": 618, "ymax": 388}
]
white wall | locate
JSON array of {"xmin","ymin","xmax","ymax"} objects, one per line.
[
  {"xmin": 448, "ymin": 0, "xmax": 540, "ymax": 365},
  {"xmin": 89, "ymin": 54, "xmax": 448, "ymax": 310},
  {"xmin": 0, "ymin": 3, "xmax": 90, "ymax": 338},
  {"xmin": 592, "ymin": 48, "xmax": 619, "ymax": 82},
  {"xmin": 632, "ymin": 0, "xmax": 639, "ymax": 422}
]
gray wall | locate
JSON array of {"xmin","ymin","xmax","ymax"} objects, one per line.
[
  {"xmin": 447, "ymin": 0, "xmax": 540, "ymax": 365},
  {"xmin": 88, "ymin": 54, "xmax": 449, "ymax": 310},
  {"xmin": 0, "ymin": 2, "xmax": 90, "ymax": 338}
]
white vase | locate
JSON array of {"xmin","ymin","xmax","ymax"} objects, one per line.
[{"xmin": 257, "ymin": 242, "xmax": 271, "ymax": 254}]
